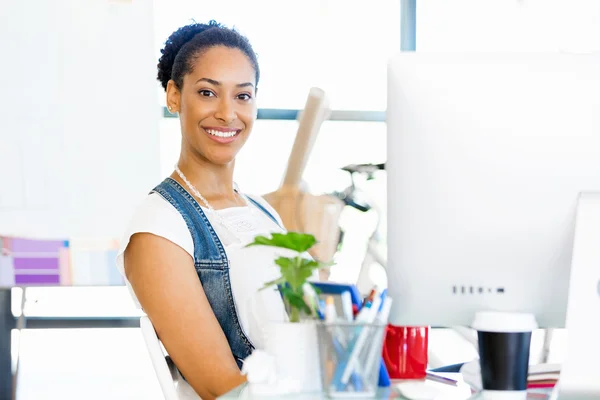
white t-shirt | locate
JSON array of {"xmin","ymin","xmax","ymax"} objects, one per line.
[{"xmin": 116, "ymin": 191, "xmax": 292, "ymax": 350}]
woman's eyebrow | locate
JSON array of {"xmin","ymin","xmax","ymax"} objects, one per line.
[{"xmin": 195, "ymin": 77, "xmax": 254, "ymax": 88}]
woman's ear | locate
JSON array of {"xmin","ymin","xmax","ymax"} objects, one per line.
[{"xmin": 166, "ymin": 80, "xmax": 180, "ymax": 113}]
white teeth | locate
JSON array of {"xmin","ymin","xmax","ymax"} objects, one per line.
[{"xmin": 206, "ymin": 129, "xmax": 238, "ymax": 138}]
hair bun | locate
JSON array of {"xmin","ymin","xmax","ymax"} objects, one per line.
[{"xmin": 156, "ymin": 21, "xmax": 221, "ymax": 90}]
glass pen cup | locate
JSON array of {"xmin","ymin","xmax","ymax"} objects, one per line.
[{"xmin": 316, "ymin": 321, "xmax": 387, "ymax": 398}]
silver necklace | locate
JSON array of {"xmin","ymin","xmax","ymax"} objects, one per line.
[{"xmin": 174, "ymin": 164, "xmax": 253, "ymax": 235}]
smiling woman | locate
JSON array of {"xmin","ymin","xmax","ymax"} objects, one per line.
[
  {"xmin": 161, "ymin": 23, "xmax": 259, "ymax": 169},
  {"xmin": 117, "ymin": 21, "xmax": 293, "ymax": 400},
  {"xmin": 167, "ymin": 45, "xmax": 256, "ymax": 165}
]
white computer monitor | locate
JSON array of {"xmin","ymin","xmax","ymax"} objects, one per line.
[{"xmin": 386, "ymin": 52, "xmax": 600, "ymax": 330}]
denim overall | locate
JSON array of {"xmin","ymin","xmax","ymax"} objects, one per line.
[{"xmin": 151, "ymin": 177, "xmax": 281, "ymax": 369}]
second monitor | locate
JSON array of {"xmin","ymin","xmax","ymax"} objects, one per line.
[{"xmin": 386, "ymin": 52, "xmax": 600, "ymax": 329}]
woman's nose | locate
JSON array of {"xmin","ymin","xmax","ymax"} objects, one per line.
[{"xmin": 214, "ymin": 97, "xmax": 236, "ymax": 124}]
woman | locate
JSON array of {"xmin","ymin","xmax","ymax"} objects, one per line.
[{"xmin": 116, "ymin": 21, "xmax": 290, "ymax": 399}]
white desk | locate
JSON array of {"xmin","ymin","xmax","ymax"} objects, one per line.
[{"xmin": 218, "ymin": 374, "xmax": 553, "ymax": 399}]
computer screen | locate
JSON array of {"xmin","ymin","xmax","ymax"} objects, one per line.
[{"xmin": 386, "ymin": 53, "xmax": 600, "ymax": 329}]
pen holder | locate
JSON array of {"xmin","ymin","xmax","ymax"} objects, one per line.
[{"xmin": 316, "ymin": 321, "xmax": 387, "ymax": 398}]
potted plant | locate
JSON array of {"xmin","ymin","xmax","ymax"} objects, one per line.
[
  {"xmin": 246, "ymin": 232, "xmax": 334, "ymax": 392},
  {"xmin": 248, "ymin": 232, "xmax": 332, "ymax": 320}
]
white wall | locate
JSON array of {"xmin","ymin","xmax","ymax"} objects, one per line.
[{"xmin": 0, "ymin": 0, "xmax": 161, "ymax": 239}]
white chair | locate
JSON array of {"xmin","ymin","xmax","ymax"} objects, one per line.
[{"xmin": 140, "ymin": 315, "xmax": 201, "ymax": 400}]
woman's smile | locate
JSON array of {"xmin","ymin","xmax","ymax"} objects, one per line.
[{"xmin": 202, "ymin": 126, "xmax": 242, "ymax": 144}]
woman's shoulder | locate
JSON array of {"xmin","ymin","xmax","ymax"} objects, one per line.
[
  {"xmin": 123, "ymin": 192, "xmax": 191, "ymax": 235},
  {"xmin": 133, "ymin": 191, "xmax": 183, "ymax": 220},
  {"xmin": 116, "ymin": 193, "xmax": 195, "ymax": 270}
]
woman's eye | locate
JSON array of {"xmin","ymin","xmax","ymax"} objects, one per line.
[
  {"xmin": 198, "ymin": 90, "xmax": 215, "ymax": 97},
  {"xmin": 238, "ymin": 93, "xmax": 252, "ymax": 101}
]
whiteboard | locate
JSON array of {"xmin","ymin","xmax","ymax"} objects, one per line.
[{"xmin": 0, "ymin": 0, "xmax": 161, "ymax": 238}]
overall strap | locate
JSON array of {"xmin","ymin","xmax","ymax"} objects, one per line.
[
  {"xmin": 150, "ymin": 178, "xmax": 255, "ymax": 367},
  {"xmin": 151, "ymin": 178, "xmax": 227, "ymax": 266},
  {"xmin": 245, "ymin": 195, "xmax": 283, "ymax": 229}
]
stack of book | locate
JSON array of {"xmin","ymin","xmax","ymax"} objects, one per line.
[{"xmin": 527, "ymin": 363, "xmax": 560, "ymax": 389}]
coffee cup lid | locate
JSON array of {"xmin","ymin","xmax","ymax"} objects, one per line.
[{"xmin": 471, "ymin": 311, "xmax": 538, "ymax": 332}]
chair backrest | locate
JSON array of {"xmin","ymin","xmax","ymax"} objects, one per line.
[{"xmin": 140, "ymin": 315, "xmax": 179, "ymax": 400}]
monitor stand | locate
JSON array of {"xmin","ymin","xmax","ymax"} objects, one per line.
[{"xmin": 551, "ymin": 192, "xmax": 600, "ymax": 400}]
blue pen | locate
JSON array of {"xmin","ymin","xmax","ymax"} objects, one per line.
[
  {"xmin": 323, "ymin": 296, "xmax": 363, "ymax": 391},
  {"xmin": 363, "ymin": 296, "xmax": 392, "ymax": 381},
  {"xmin": 370, "ymin": 291, "xmax": 391, "ymax": 387},
  {"xmin": 378, "ymin": 289, "xmax": 387, "ymax": 311},
  {"xmin": 333, "ymin": 289, "xmax": 391, "ymax": 391},
  {"xmin": 378, "ymin": 359, "xmax": 391, "ymax": 387},
  {"xmin": 331, "ymin": 335, "xmax": 363, "ymax": 391},
  {"xmin": 317, "ymin": 300, "xmax": 325, "ymax": 321},
  {"xmin": 339, "ymin": 295, "xmax": 382, "ymax": 387}
]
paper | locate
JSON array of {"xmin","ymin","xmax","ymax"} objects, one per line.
[
  {"xmin": 10, "ymin": 237, "xmax": 65, "ymax": 285},
  {"xmin": 0, "ymin": 235, "xmax": 123, "ymax": 287}
]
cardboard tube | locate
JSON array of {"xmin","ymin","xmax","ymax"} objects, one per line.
[{"xmin": 281, "ymin": 87, "xmax": 329, "ymax": 188}]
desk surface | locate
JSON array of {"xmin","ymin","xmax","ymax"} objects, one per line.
[
  {"xmin": 219, "ymin": 385, "xmax": 397, "ymax": 399},
  {"xmin": 218, "ymin": 375, "xmax": 553, "ymax": 399},
  {"xmin": 219, "ymin": 386, "xmax": 553, "ymax": 399}
]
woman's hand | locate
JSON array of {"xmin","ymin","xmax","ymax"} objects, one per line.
[{"xmin": 124, "ymin": 233, "xmax": 246, "ymax": 400}]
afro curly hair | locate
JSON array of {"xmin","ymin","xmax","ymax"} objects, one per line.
[{"xmin": 157, "ymin": 20, "xmax": 260, "ymax": 91}]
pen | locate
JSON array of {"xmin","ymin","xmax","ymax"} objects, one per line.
[
  {"xmin": 363, "ymin": 297, "xmax": 393, "ymax": 376},
  {"xmin": 355, "ymin": 289, "xmax": 380, "ymax": 323},
  {"xmin": 340, "ymin": 291, "xmax": 353, "ymax": 322},
  {"xmin": 329, "ymin": 333, "xmax": 364, "ymax": 392},
  {"xmin": 317, "ymin": 299, "xmax": 325, "ymax": 320},
  {"xmin": 362, "ymin": 287, "xmax": 378, "ymax": 308},
  {"xmin": 325, "ymin": 296, "xmax": 336, "ymax": 323},
  {"xmin": 426, "ymin": 372, "xmax": 458, "ymax": 387},
  {"xmin": 378, "ymin": 289, "xmax": 388, "ymax": 311},
  {"xmin": 339, "ymin": 295, "xmax": 382, "ymax": 385},
  {"xmin": 324, "ymin": 295, "xmax": 364, "ymax": 390}
]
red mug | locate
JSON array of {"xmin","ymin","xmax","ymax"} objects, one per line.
[{"xmin": 382, "ymin": 325, "xmax": 429, "ymax": 380}]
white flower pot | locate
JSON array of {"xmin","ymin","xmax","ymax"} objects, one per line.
[{"xmin": 265, "ymin": 321, "xmax": 322, "ymax": 393}]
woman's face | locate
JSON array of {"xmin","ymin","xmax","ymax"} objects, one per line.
[{"xmin": 169, "ymin": 46, "xmax": 257, "ymax": 166}]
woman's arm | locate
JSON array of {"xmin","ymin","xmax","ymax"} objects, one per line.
[{"xmin": 124, "ymin": 233, "xmax": 246, "ymax": 400}]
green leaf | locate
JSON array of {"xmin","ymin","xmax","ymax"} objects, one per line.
[
  {"xmin": 246, "ymin": 232, "xmax": 317, "ymax": 253},
  {"xmin": 280, "ymin": 286, "xmax": 311, "ymax": 316},
  {"xmin": 300, "ymin": 259, "xmax": 320, "ymax": 269},
  {"xmin": 275, "ymin": 257, "xmax": 312, "ymax": 290},
  {"xmin": 272, "ymin": 256, "xmax": 336, "ymax": 291},
  {"xmin": 299, "ymin": 259, "xmax": 335, "ymax": 271},
  {"xmin": 295, "ymin": 262, "xmax": 316, "ymax": 284},
  {"xmin": 274, "ymin": 257, "xmax": 303, "ymax": 291},
  {"xmin": 274, "ymin": 257, "xmax": 294, "ymax": 270},
  {"xmin": 260, "ymin": 276, "xmax": 286, "ymax": 291}
]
